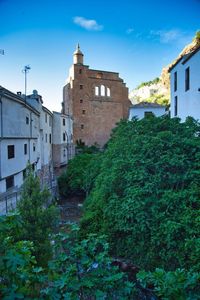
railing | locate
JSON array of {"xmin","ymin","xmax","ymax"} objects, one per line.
[
  {"xmin": 0, "ymin": 187, "xmax": 22, "ymax": 215},
  {"xmin": 0, "ymin": 180, "xmax": 58, "ymax": 215}
]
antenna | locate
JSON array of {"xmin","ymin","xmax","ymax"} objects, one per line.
[{"xmin": 22, "ymin": 65, "xmax": 31, "ymax": 102}]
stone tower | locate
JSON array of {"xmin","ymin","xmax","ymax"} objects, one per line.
[{"xmin": 63, "ymin": 45, "xmax": 131, "ymax": 147}]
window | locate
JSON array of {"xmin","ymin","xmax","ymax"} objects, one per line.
[
  {"xmin": 174, "ymin": 71, "xmax": 177, "ymax": 92},
  {"xmin": 24, "ymin": 144, "xmax": 27, "ymax": 155},
  {"xmin": 144, "ymin": 111, "xmax": 154, "ymax": 118},
  {"xmin": 33, "ymin": 143, "xmax": 36, "ymax": 152},
  {"xmin": 23, "ymin": 169, "xmax": 26, "ymax": 180},
  {"xmin": 45, "ymin": 113, "xmax": 47, "ymax": 123},
  {"xmin": 174, "ymin": 96, "xmax": 178, "ymax": 116},
  {"xmin": 107, "ymin": 87, "xmax": 111, "ymax": 97},
  {"xmin": 63, "ymin": 118, "xmax": 65, "ymax": 126},
  {"xmin": 80, "ymin": 84, "xmax": 83, "ymax": 90},
  {"xmin": 95, "ymin": 86, "xmax": 99, "ymax": 96},
  {"xmin": 8, "ymin": 145, "xmax": 15, "ymax": 159},
  {"xmin": 45, "ymin": 134, "xmax": 47, "ymax": 143},
  {"xmin": 80, "ymin": 99, "xmax": 83, "ymax": 103},
  {"xmin": 26, "ymin": 116, "xmax": 29, "ymax": 124},
  {"xmin": 81, "ymin": 124, "xmax": 84, "ymax": 129},
  {"xmin": 185, "ymin": 67, "xmax": 190, "ymax": 91},
  {"xmin": 49, "ymin": 116, "xmax": 52, "ymax": 126},
  {"xmin": 82, "ymin": 110, "xmax": 86, "ymax": 115},
  {"xmin": 100, "ymin": 85, "xmax": 105, "ymax": 96},
  {"xmin": 79, "ymin": 69, "xmax": 82, "ymax": 74},
  {"xmin": 6, "ymin": 175, "xmax": 14, "ymax": 190},
  {"xmin": 63, "ymin": 133, "xmax": 66, "ymax": 141},
  {"xmin": 49, "ymin": 134, "xmax": 51, "ymax": 144}
]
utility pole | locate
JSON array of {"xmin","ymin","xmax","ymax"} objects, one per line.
[{"xmin": 22, "ymin": 65, "xmax": 31, "ymax": 101}]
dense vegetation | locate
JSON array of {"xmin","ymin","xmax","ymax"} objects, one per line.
[
  {"xmin": 0, "ymin": 167, "xmax": 136, "ymax": 299},
  {"xmin": 135, "ymin": 77, "xmax": 160, "ymax": 89},
  {"xmin": 1, "ymin": 116, "xmax": 200, "ymax": 298},
  {"xmin": 81, "ymin": 117, "xmax": 200, "ymax": 272}
]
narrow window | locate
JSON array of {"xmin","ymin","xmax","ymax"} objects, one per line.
[
  {"xmin": 80, "ymin": 84, "xmax": 83, "ymax": 90},
  {"xmin": 6, "ymin": 175, "xmax": 14, "ymax": 190},
  {"xmin": 26, "ymin": 116, "xmax": 29, "ymax": 124},
  {"xmin": 33, "ymin": 143, "xmax": 36, "ymax": 151},
  {"xmin": 63, "ymin": 118, "xmax": 65, "ymax": 126},
  {"xmin": 81, "ymin": 124, "xmax": 84, "ymax": 129},
  {"xmin": 45, "ymin": 134, "xmax": 47, "ymax": 143},
  {"xmin": 49, "ymin": 134, "xmax": 51, "ymax": 144},
  {"xmin": 100, "ymin": 85, "xmax": 105, "ymax": 96},
  {"xmin": 49, "ymin": 116, "xmax": 51, "ymax": 126},
  {"xmin": 79, "ymin": 69, "xmax": 82, "ymax": 74},
  {"xmin": 185, "ymin": 67, "xmax": 190, "ymax": 91},
  {"xmin": 82, "ymin": 110, "xmax": 85, "ymax": 115},
  {"xmin": 95, "ymin": 86, "xmax": 99, "ymax": 96},
  {"xmin": 63, "ymin": 133, "xmax": 66, "ymax": 141},
  {"xmin": 8, "ymin": 145, "xmax": 15, "ymax": 159},
  {"xmin": 174, "ymin": 71, "xmax": 177, "ymax": 92},
  {"xmin": 80, "ymin": 99, "xmax": 83, "ymax": 103},
  {"xmin": 174, "ymin": 96, "xmax": 178, "ymax": 116},
  {"xmin": 45, "ymin": 113, "xmax": 47, "ymax": 123},
  {"xmin": 107, "ymin": 87, "xmax": 111, "ymax": 97},
  {"xmin": 24, "ymin": 144, "xmax": 27, "ymax": 155}
]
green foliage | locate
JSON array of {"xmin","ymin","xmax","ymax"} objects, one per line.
[
  {"xmin": 136, "ymin": 77, "xmax": 160, "ymax": 89},
  {"xmin": 58, "ymin": 152, "xmax": 102, "ymax": 197},
  {"xmin": 144, "ymin": 93, "xmax": 169, "ymax": 106},
  {"xmin": 0, "ymin": 216, "xmax": 135, "ymax": 299},
  {"xmin": 0, "ymin": 214, "xmax": 45, "ymax": 299},
  {"xmin": 194, "ymin": 30, "xmax": 200, "ymax": 42},
  {"xmin": 17, "ymin": 165, "xmax": 59, "ymax": 266},
  {"xmin": 137, "ymin": 268, "xmax": 200, "ymax": 299},
  {"xmin": 81, "ymin": 116, "xmax": 200, "ymax": 271},
  {"xmin": 42, "ymin": 226, "xmax": 134, "ymax": 299}
]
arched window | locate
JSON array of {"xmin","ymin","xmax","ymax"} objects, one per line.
[
  {"xmin": 95, "ymin": 86, "xmax": 99, "ymax": 96},
  {"xmin": 101, "ymin": 85, "xmax": 105, "ymax": 96},
  {"xmin": 107, "ymin": 87, "xmax": 111, "ymax": 97}
]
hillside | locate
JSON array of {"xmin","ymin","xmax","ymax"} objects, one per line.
[{"xmin": 129, "ymin": 31, "xmax": 200, "ymax": 106}]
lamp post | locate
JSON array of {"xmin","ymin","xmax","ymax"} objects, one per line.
[{"xmin": 22, "ymin": 65, "xmax": 31, "ymax": 101}]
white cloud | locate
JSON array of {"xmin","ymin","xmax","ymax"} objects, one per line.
[
  {"xmin": 150, "ymin": 29, "xmax": 182, "ymax": 43},
  {"xmin": 73, "ymin": 16, "xmax": 103, "ymax": 31},
  {"xmin": 126, "ymin": 28, "xmax": 134, "ymax": 34}
]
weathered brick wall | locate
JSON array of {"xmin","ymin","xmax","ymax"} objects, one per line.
[{"xmin": 64, "ymin": 64, "xmax": 131, "ymax": 147}]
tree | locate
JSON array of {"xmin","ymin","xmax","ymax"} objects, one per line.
[
  {"xmin": 81, "ymin": 116, "xmax": 200, "ymax": 271},
  {"xmin": 17, "ymin": 165, "xmax": 58, "ymax": 266}
]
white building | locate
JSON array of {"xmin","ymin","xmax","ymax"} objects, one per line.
[
  {"xmin": 169, "ymin": 45, "xmax": 200, "ymax": 120},
  {"xmin": 0, "ymin": 87, "xmax": 74, "ymax": 214},
  {"xmin": 129, "ymin": 102, "xmax": 166, "ymax": 120},
  {"xmin": 52, "ymin": 111, "xmax": 74, "ymax": 171}
]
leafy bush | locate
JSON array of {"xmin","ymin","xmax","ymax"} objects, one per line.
[
  {"xmin": 58, "ymin": 152, "xmax": 102, "ymax": 197},
  {"xmin": 137, "ymin": 268, "xmax": 200, "ymax": 300},
  {"xmin": 81, "ymin": 116, "xmax": 200, "ymax": 271},
  {"xmin": 136, "ymin": 77, "xmax": 160, "ymax": 89}
]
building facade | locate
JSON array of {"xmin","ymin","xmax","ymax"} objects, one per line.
[
  {"xmin": 0, "ymin": 87, "xmax": 40, "ymax": 200},
  {"xmin": 0, "ymin": 87, "xmax": 74, "ymax": 213},
  {"xmin": 52, "ymin": 111, "xmax": 74, "ymax": 171},
  {"xmin": 170, "ymin": 45, "xmax": 200, "ymax": 120},
  {"xmin": 63, "ymin": 45, "xmax": 131, "ymax": 147},
  {"xmin": 128, "ymin": 102, "xmax": 166, "ymax": 120}
]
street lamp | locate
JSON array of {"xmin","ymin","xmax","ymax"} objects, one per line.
[{"xmin": 22, "ymin": 65, "xmax": 31, "ymax": 101}]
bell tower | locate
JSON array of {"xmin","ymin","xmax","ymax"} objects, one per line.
[{"xmin": 73, "ymin": 43, "xmax": 84, "ymax": 65}]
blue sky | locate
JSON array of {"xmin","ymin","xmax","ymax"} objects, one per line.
[{"xmin": 0, "ymin": 0, "xmax": 199, "ymax": 111}]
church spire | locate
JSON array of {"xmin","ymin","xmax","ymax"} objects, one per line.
[{"xmin": 73, "ymin": 43, "xmax": 84, "ymax": 65}]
